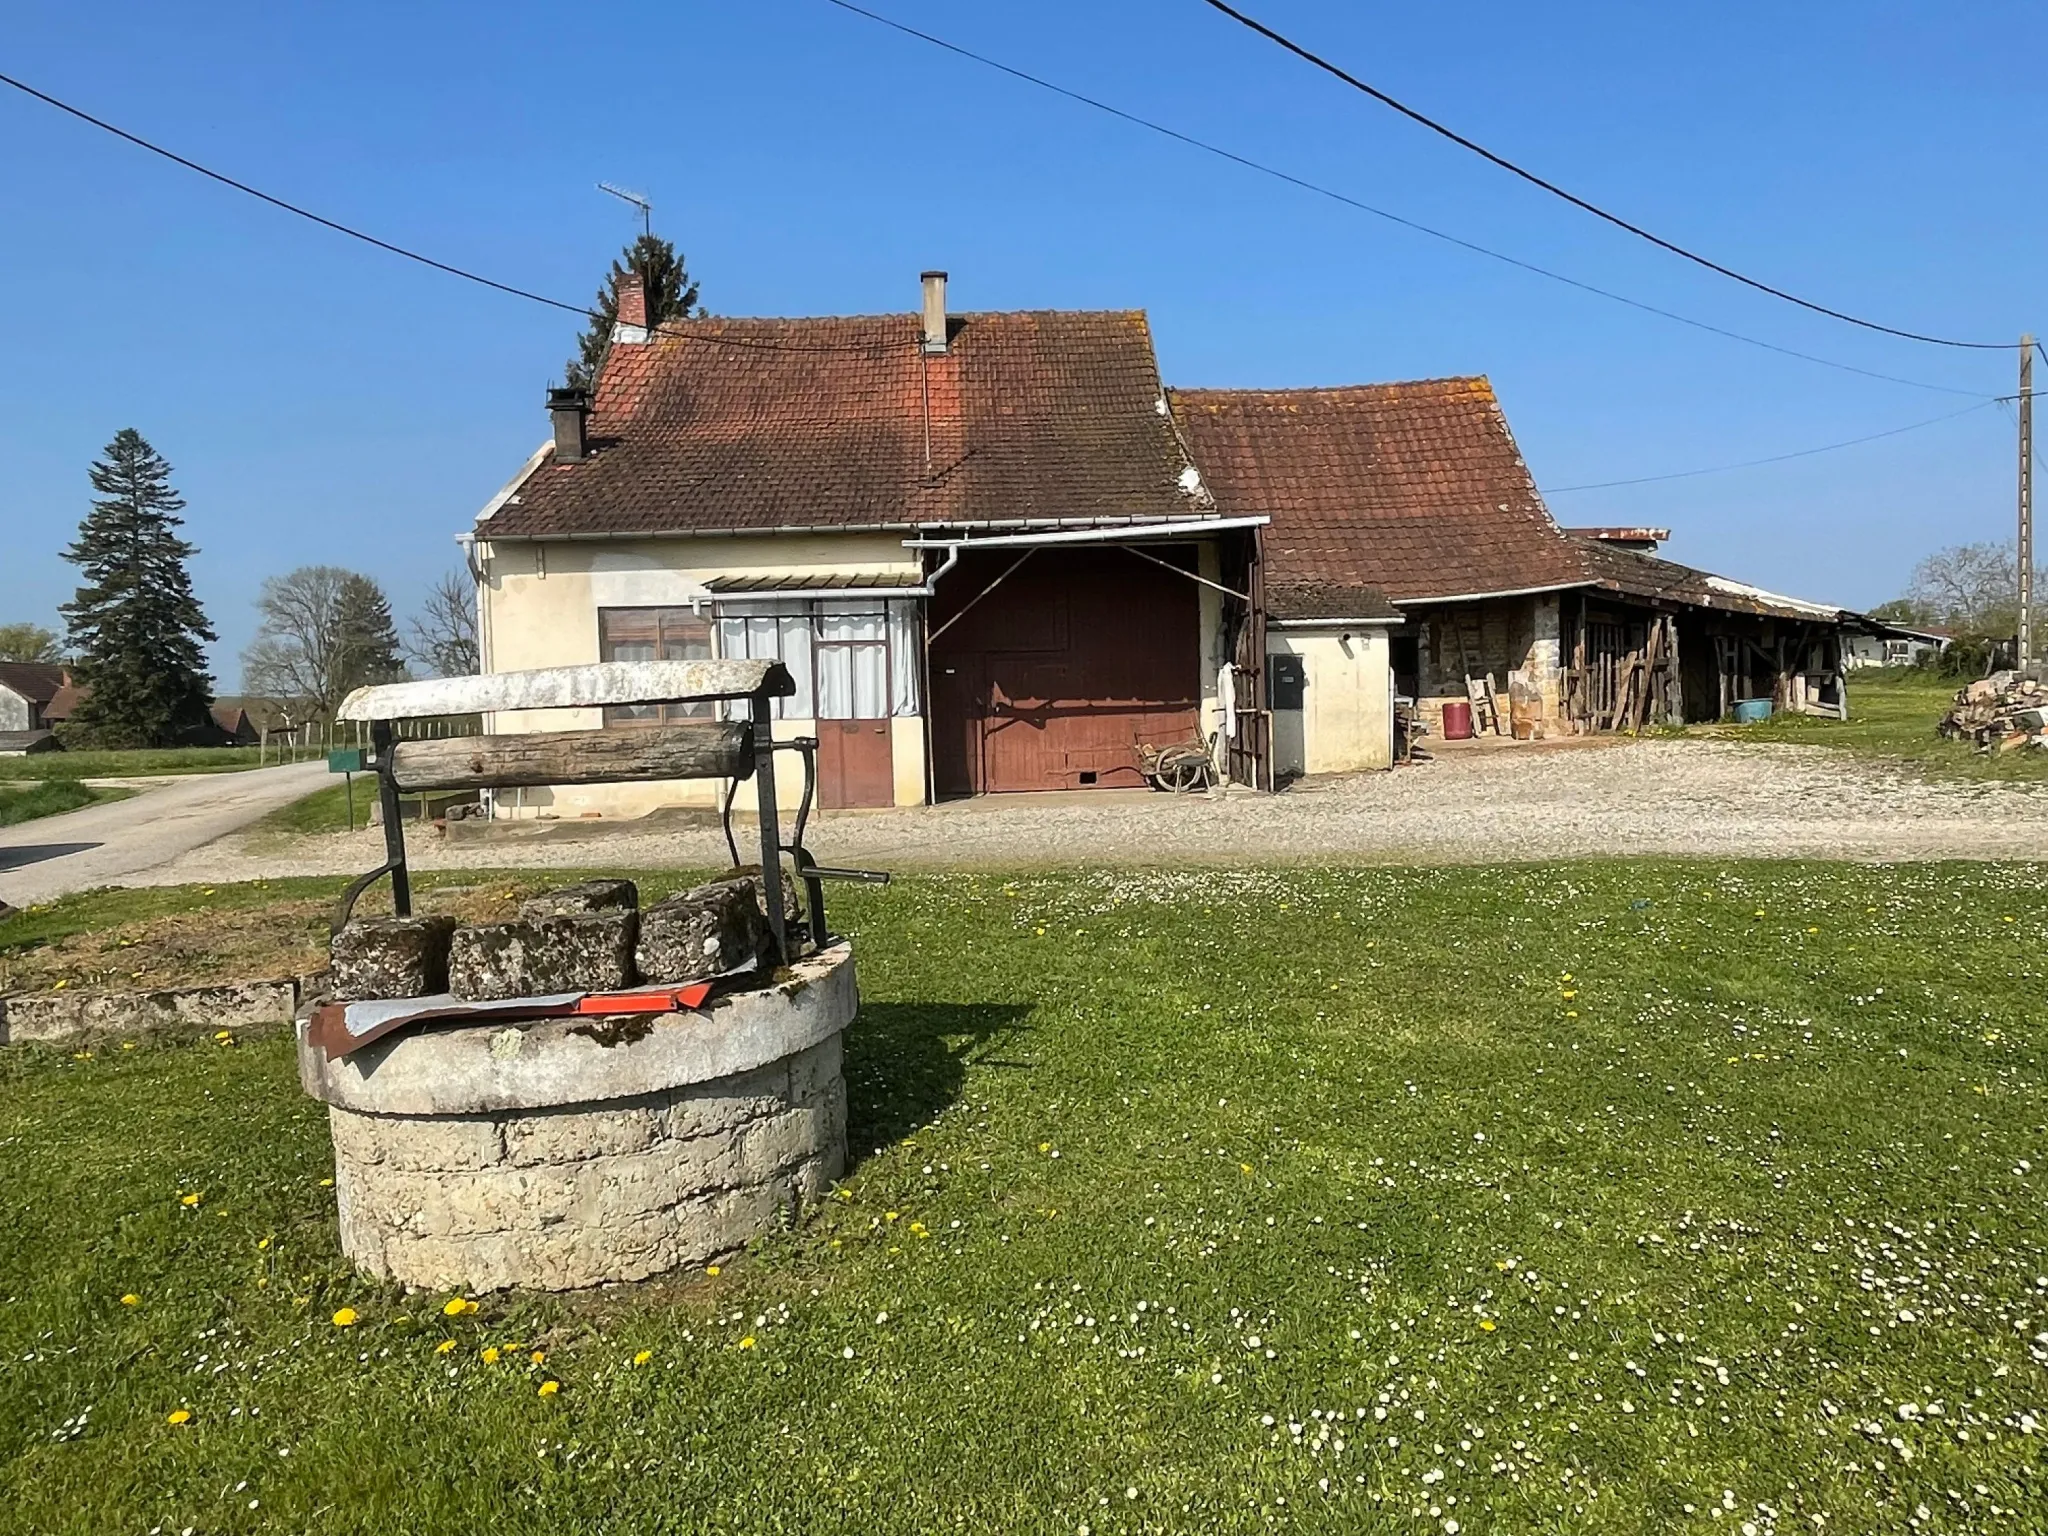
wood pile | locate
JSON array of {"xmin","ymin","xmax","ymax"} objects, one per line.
[{"xmin": 1937, "ymin": 672, "xmax": 2048, "ymax": 753}]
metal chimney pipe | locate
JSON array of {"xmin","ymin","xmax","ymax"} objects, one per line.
[
  {"xmin": 920, "ymin": 270, "xmax": 949, "ymax": 355},
  {"xmin": 547, "ymin": 386, "xmax": 591, "ymax": 463}
]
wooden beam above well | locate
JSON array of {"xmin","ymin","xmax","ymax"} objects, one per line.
[
  {"xmin": 337, "ymin": 660, "xmax": 795, "ymax": 722},
  {"xmin": 387, "ymin": 723, "xmax": 754, "ymax": 792}
]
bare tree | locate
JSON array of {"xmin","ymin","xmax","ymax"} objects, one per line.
[
  {"xmin": 1891, "ymin": 540, "xmax": 2048, "ymax": 640},
  {"xmin": 405, "ymin": 570, "xmax": 479, "ymax": 678},
  {"xmin": 245, "ymin": 564, "xmax": 408, "ymax": 716}
]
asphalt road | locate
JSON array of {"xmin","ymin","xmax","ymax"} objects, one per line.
[{"xmin": 0, "ymin": 761, "xmax": 328, "ymax": 907}]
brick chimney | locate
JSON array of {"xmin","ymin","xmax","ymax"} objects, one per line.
[
  {"xmin": 920, "ymin": 270, "xmax": 949, "ymax": 355},
  {"xmin": 612, "ymin": 272, "xmax": 650, "ymax": 343}
]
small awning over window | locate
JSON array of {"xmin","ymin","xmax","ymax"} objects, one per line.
[{"xmin": 702, "ymin": 571, "xmax": 928, "ymax": 594}]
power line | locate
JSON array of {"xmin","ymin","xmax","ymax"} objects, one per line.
[
  {"xmin": 817, "ymin": 0, "xmax": 1989, "ymax": 398},
  {"xmin": 1545, "ymin": 399, "xmax": 2000, "ymax": 493},
  {"xmin": 0, "ymin": 69, "xmax": 898, "ymax": 357},
  {"xmin": 1198, "ymin": 0, "xmax": 2011, "ymax": 351}
]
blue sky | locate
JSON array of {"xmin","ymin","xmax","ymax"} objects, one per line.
[{"xmin": 3, "ymin": 0, "xmax": 2040, "ymax": 683}]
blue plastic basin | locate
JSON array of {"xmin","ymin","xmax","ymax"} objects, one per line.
[{"xmin": 1732, "ymin": 698, "xmax": 1773, "ymax": 724}]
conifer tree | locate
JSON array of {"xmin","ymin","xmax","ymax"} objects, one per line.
[
  {"xmin": 60, "ymin": 429, "xmax": 216, "ymax": 747},
  {"xmin": 565, "ymin": 233, "xmax": 702, "ymax": 387},
  {"xmin": 333, "ymin": 573, "xmax": 405, "ymax": 695}
]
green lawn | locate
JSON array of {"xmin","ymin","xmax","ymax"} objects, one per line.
[
  {"xmin": 254, "ymin": 776, "xmax": 380, "ymax": 836},
  {"xmin": 0, "ymin": 779, "xmax": 129, "ymax": 827},
  {"xmin": 0, "ymin": 746, "xmax": 319, "ymax": 782},
  {"xmin": 3, "ymin": 863, "xmax": 2045, "ymax": 1533},
  {"xmin": 1704, "ymin": 668, "xmax": 2048, "ymax": 782}
]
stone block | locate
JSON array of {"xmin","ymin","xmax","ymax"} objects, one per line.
[
  {"xmin": 660, "ymin": 1059, "xmax": 794, "ymax": 1142},
  {"xmin": 739, "ymin": 1106, "xmax": 833, "ymax": 1182},
  {"xmin": 520, "ymin": 879, "xmax": 638, "ymax": 921},
  {"xmin": 1, "ymin": 979, "xmax": 298, "ymax": 1045},
  {"xmin": 329, "ymin": 917, "xmax": 457, "ymax": 1002},
  {"xmin": 447, "ymin": 912, "xmax": 638, "ymax": 1000},
  {"xmin": 348, "ymin": 1163, "xmax": 580, "ymax": 1239},
  {"xmin": 327, "ymin": 1105, "xmax": 504, "ymax": 1172},
  {"xmin": 635, "ymin": 878, "xmax": 767, "ymax": 984},
  {"xmin": 786, "ymin": 1034, "xmax": 843, "ymax": 1108},
  {"xmin": 501, "ymin": 1102, "xmax": 661, "ymax": 1166}
]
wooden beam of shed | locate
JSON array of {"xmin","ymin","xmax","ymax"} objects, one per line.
[{"xmin": 387, "ymin": 723, "xmax": 754, "ymax": 792}]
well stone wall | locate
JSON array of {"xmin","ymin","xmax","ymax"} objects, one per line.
[
  {"xmin": 328, "ymin": 1035, "xmax": 844, "ymax": 1290},
  {"xmin": 299, "ymin": 941, "xmax": 857, "ymax": 1291}
]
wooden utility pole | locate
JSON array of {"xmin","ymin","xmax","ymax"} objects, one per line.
[{"xmin": 2021, "ymin": 335, "xmax": 2035, "ymax": 669}]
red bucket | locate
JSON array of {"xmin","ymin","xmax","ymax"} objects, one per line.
[{"xmin": 1441, "ymin": 699, "xmax": 1474, "ymax": 740}]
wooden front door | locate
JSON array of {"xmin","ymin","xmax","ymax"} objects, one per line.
[{"xmin": 816, "ymin": 718, "xmax": 893, "ymax": 809}]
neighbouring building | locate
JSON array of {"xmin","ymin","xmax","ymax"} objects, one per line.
[
  {"xmin": 1173, "ymin": 379, "xmax": 1894, "ymax": 737},
  {"xmin": 0, "ymin": 662, "xmax": 71, "ymax": 735},
  {"xmin": 1844, "ymin": 625, "xmax": 1949, "ymax": 669}
]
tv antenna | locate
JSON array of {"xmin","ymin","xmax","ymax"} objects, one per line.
[{"xmin": 597, "ymin": 182, "xmax": 651, "ymax": 237}]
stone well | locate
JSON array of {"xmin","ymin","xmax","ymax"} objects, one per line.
[{"xmin": 296, "ymin": 942, "xmax": 855, "ymax": 1291}]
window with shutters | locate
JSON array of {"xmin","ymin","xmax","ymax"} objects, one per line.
[{"xmin": 597, "ymin": 607, "xmax": 712, "ymax": 725}]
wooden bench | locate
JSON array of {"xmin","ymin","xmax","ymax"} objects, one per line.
[{"xmin": 332, "ymin": 659, "xmax": 886, "ymax": 959}]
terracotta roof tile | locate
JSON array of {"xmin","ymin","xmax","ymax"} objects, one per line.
[
  {"xmin": 1171, "ymin": 379, "xmax": 1588, "ymax": 602},
  {"xmin": 483, "ymin": 311, "xmax": 1199, "ymax": 538}
]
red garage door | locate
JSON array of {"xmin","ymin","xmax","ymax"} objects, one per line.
[{"xmin": 929, "ymin": 547, "xmax": 1201, "ymax": 795}]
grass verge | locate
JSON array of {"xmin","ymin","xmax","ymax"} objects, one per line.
[
  {"xmin": 0, "ymin": 779, "xmax": 129, "ymax": 828},
  {"xmin": 2, "ymin": 862, "xmax": 2044, "ymax": 1533},
  {"xmin": 1698, "ymin": 668, "xmax": 2048, "ymax": 783},
  {"xmin": 0, "ymin": 747, "xmax": 320, "ymax": 782}
]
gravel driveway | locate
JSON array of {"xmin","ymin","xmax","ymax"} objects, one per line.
[{"xmin": 133, "ymin": 741, "xmax": 2048, "ymax": 887}]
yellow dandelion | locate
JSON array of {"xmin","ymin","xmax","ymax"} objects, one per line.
[
  {"xmin": 739, "ymin": 1335, "xmax": 757, "ymax": 1350},
  {"xmin": 257, "ymin": 1236, "xmax": 271, "ymax": 1250},
  {"xmin": 166, "ymin": 1409, "xmax": 192, "ymax": 1426},
  {"xmin": 331, "ymin": 1307, "xmax": 358, "ymax": 1327},
  {"xmin": 1479, "ymin": 1319, "xmax": 1497, "ymax": 1332},
  {"xmin": 180, "ymin": 1192, "xmax": 201, "ymax": 1207},
  {"xmin": 435, "ymin": 1339, "xmax": 457, "ymax": 1355},
  {"xmin": 530, "ymin": 1350, "xmax": 546, "ymax": 1365},
  {"xmin": 213, "ymin": 1030, "xmax": 233, "ymax": 1044},
  {"xmin": 706, "ymin": 1264, "xmax": 722, "ymax": 1277},
  {"xmin": 1560, "ymin": 990, "xmax": 1577, "ymax": 1001},
  {"xmin": 319, "ymin": 1178, "xmax": 334, "ymax": 1188},
  {"xmin": 1806, "ymin": 926, "xmax": 1820, "ymax": 935},
  {"xmin": 538, "ymin": 1380, "xmax": 560, "ymax": 1397},
  {"xmin": 120, "ymin": 1293, "xmax": 140, "ymax": 1306},
  {"xmin": 885, "ymin": 1211, "xmax": 900, "ymax": 1222},
  {"xmin": 1239, "ymin": 1163, "xmax": 1253, "ymax": 1175},
  {"xmin": 1037, "ymin": 1143, "xmax": 1051, "ymax": 1154},
  {"xmin": 442, "ymin": 1297, "xmax": 477, "ymax": 1317},
  {"xmin": 481, "ymin": 1347, "xmax": 501, "ymax": 1364},
  {"xmin": 121, "ymin": 1041, "xmax": 137, "ymax": 1050},
  {"xmin": 633, "ymin": 1349, "xmax": 653, "ymax": 1366},
  {"xmin": 909, "ymin": 1221, "xmax": 929, "ymax": 1238}
]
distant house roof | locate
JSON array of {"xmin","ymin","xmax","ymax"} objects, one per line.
[
  {"xmin": 480, "ymin": 311, "xmax": 1207, "ymax": 540},
  {"xmin": 1171, "ymin": 379, "xmax": 1585, "ymax": 603},
  {"xmin": 43, "ymin": 680, "xmax": 86, "ymax": 721},
  {"xmin": 0, "ymin": 662, "xmax": 67, "ymax": 705}
]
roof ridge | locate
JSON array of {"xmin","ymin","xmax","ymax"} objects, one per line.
[{"xmin": 1170, "ymin": 376, "xmax": 1492, "ymax": 400}]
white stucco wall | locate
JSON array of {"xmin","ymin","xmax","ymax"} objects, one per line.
[
  {"xmin": 1268, "ymin": 626, "xmax": 1394, "ymax": 776},
  {"xmin": 0, "ymin": 685, "xmax": 31, "ymax": 733}
]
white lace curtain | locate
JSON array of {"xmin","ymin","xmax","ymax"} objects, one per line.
[{"xmin": 716, "ymin": 599, "xmax": 921, "ymax": 720}]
